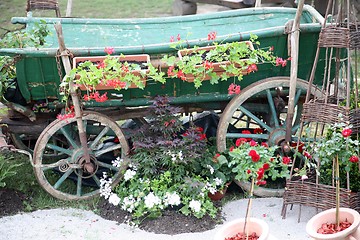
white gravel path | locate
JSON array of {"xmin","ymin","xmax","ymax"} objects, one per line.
[{"xmin": 0, "ymin": 198, "xmax": 318, "ymax": 240}]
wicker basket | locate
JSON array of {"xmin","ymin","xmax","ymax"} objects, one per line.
[
  {"xmin": 318, "ymin": 26, "xmax": 350, "ymax": 49},
  {"xmin": 301, "ymin": 101, "xmax": 349, "ymax": 125},
  {"xmin": 350, "ymin": 108, "xmax": 360, "ymax": 134},
  {"xmin": 281, "ymin": 180, "xmax": 360, "ymax": 219},
  {"xmin": 350, "ymin": 31, "xmax": 360, "ymax": 49}
]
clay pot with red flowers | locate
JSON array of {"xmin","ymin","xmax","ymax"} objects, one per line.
[
  {"xmin": 305, "ymin": 121, "xmax": 360, "ymax": 239},
  {"xmin": 162, "ymin": 34, "xmax": 284, "ymax": 89},
  {"xmin": 214, "ymin": 138, "xmax": 289, "ymax": 239}
]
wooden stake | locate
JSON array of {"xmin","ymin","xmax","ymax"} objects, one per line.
[
  {"xmin": 66, "ymin": 0, "xmax": 73, "ymax": 17},
  {"xmin": 285, "ymin": 0, "xmax": 305, "ymax": 142}
]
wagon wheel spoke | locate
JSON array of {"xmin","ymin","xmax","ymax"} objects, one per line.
[
  {"xmin": 33, "ymin": 111, "xmax": 130, "ymax": 200},
  {"xmin": 45, "ymin": 143, "xmax": 73, "ymax": 156},
  {"xmin": 90, "ymin": 126, "xmax": 110, "ymax": 150},
  {"xmin": 266, "ymin": 89, "xmax": 280, "ymax": 128},
  {"xmin": 94, "ymin": 143, "xmax": 121, "ymax": 157},
  {"xmin": 60, "ymin": 125, "xmax": 80, "ymax": 149},
  {"xmin": 237, "ymin": 105, "xmax": 273, "ymax": 132},
  {"xmin": 77, "ymin": 171, "xmax": 83, "ymax": 196},
  {"xmin": 284, "ymin": 88, "xmax": 303, "ymax": 130},
  {"xmin": 53, "ymin": 169, "xmax": 74, "ymax": 190},
  {"xmin": 92, "ymin": 174, "xmax": 101, "ymax": 187},
  {"xmin": 97, "ymin": 160, "xmax": 120, "ymax": 172}
]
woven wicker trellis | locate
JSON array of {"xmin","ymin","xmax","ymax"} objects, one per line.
[
  {"xmin": 301, "ymin": 101, "xmax": 349, "ymax": 125},
  {"xmin": 318, "ymin": 26, "xmax": 350, "ymax": 49},
  {"xmin": 350, "ymin": 31, "xmax": 360, "ymax": 49},
  {"xmin": 281, "ymin": 180, "xmax": 360, "ymax": 220},
  {"xmin": 349, "ymin": 108, "xmax": 360, "ymax": 134},
  {"xmin": 26, "ymin": 0, "xmax": 61, "ymax": 17}
]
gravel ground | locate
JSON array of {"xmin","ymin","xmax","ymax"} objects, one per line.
[{"xmin": 0, "ymin": 198, "xmax": 318, "ymax": 240}]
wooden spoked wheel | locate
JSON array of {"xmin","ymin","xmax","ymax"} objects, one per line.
[
  {"xmin": 33, "ymin": 111, "xmax": 129, "ymax": 200},
  {"xmin": 217, "ymin": 77, "xmax": 324, "ymax": 152}
]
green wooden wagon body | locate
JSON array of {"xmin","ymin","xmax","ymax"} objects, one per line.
[{"xmin": 2, "ymin": 5, "xmax": 326, "ymax": 110}]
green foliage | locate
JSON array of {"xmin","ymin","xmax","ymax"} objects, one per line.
[
  {"xmin": 0, "ymin": 152, "xmax": 98, "ymax": 211},
  {"xmin": 320, "ymin": 161, "xmax": 360, "ymax": 192},
  {"xmin": 312, "ymin": 119, "xmax": 359, "ymax": 172},
  {"xmin": 0, "ymin": 154, "xmax": 22, "ymax": 187},
  {"xmin": 0, "ymin": 21, "xmax": 50, "ymax": 99}
]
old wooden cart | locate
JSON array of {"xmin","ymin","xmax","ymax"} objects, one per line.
[{"xmin": 0, "ymin": 5, "xmax": 331, "ymax": 200}]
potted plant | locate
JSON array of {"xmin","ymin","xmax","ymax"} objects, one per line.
[
  {"xmin": 195, "ymin": 144, "xmax": 234, "ymax": 201},
  {"xmin": 214, "ymin": 137, "xmax": 289, "ymax": 240},
  {"xmin": 63, "ymin": 47, "xmax": 166, "ymax": 103},
  {"xmin": 162, "ymin": 33, "xmax": 287, "ymax": 88},
  {"xmin": 305, "ymin": 117, "xmax": 360, "ymax": 239}
]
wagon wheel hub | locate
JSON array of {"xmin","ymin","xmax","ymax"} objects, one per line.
[
  {"xmin": 71, "ymin": 148, "xmax": 99, "ymax": 178},
  {"xmin": 268, "ymin": 128, "xmax": 286, "ymax": 147}
]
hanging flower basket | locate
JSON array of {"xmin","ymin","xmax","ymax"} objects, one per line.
[{"xmin": 73, "ymin": 54, "xmax": 150, "ymax": 90}]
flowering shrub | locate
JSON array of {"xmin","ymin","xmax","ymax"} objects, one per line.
[
  {"xmin": 312, "ymin": 120, "xmax": 359, "ymax": 171},
  {"xmin": 301, "ymin": 115, "xmax": 360, "ymax": 228},
  {"xmin": 226, "ymin": 138, "xmax": 289, "ymax": 186},
  {"xmin": 99, "ymin": 96, "xmax": 220, "ymax": 223}
]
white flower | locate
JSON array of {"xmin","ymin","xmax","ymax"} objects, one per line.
[
  {"xmin": 122, "ymin": 195, "xmax": 136, "ymax": 213},
  {"xmin": 189, "ymin": 199, "xmax": 201, "ymax": 213},
  {"xmin": 164, "ymin": 192, "xmax": 181, "ymax": 206},
  {"xmin": 111, "ymin": 157, "xmax": 123, "ymax": 167},
  {"xmin": 108, "ymin": 193, "xmax": 120, "ymax": 206},
  {"xmin": 171, "ymin": 153, "xmax": 177, "ymax": 162},
  {"xmin": 207, "ymin": 165, "xmax": 214, "ymax": 174},
  {"xmin": 214, "ymin": 177, "xmax": 223, "ymax": 186},
  {"xmin": 178, "ymin": 151, "xmax": 183, "ymax": 161},
  {"xmin": 99, "ymin": 172, "xmax": 112, "ymax": 199},
  {"xmin": 144, "ymin": 192, "xmax": 161, "ymax": 209},
  {"xmin": 301, "ymin": 175, "xmax": 308, "ymax": 180},
  {"xmin": 124, "ymin": 169, "xmax": 136, "ymax": 181}
]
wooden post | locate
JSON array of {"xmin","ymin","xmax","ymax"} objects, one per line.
[
  {"xmin": 285, "ymin": 0, "xmax": 305, "ymax": 142},
  {"xmin": 54, "ymin": 23, "xmax": 94, "ymax": 173},
  {"xmin": 66, "ymin": 0, "xmax": 73, "ymax": 17}
]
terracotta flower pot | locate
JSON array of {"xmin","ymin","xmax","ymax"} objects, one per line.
[
  {"xmin": 306, "ymin": 208, "xmax": 360, "ymax": 240},
  {"xmin": 177, "ymin": 41, "xmax": 254, "ymax": 82},
  {"xmin": 214, "ymin": 218, "xmax": 278, "ymax": 240},
  {"xmin": 208, "ymin": 182, "xmax": 231, "ymax": 201},
  {"xmin": 73, "ymin": 54, "xmax": 150, "ymax": 89}
]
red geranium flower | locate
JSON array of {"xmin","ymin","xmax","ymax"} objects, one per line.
[
  {"xmin": 342, "ymin": 128, "xmax": 352, "ymax": 138},
  {"xmin": 249, "ymin": 140, "xmax": 258, "ymax": 147},
  {"xmin": 275, "ymin": 57, "xmax": 287, "ymax": 67},
  {"xmin": 235, "ymin": 138, "xmax": 247, "ymax": 147},
  {"xmin": 263, "ymin": 163, "xmax": 270, "ymax": 170},
  {"xmin": 228, "ymin": 83, "xmax": 241, "ymax": 95},
  {"xmin": 104, "ymin": 47, "xmax": 115, "ymax": 55},
  {"xmin": 207, "ymin": 31, "xmax": 217, "ymax": 40},
  {"xmin": 256, "ymin": 180, "xmax": 267, "ymax": 186},
  {"xmin": 349, "ymin": 155, "xmax": 359, "ymax": 163},
  {"xmin": 282, "ymin": 156, "xmax": 291, "ymax": 165},
  {"xmin": 249, "ymin": 150, "xmax": 260, "ymax": 162}
]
